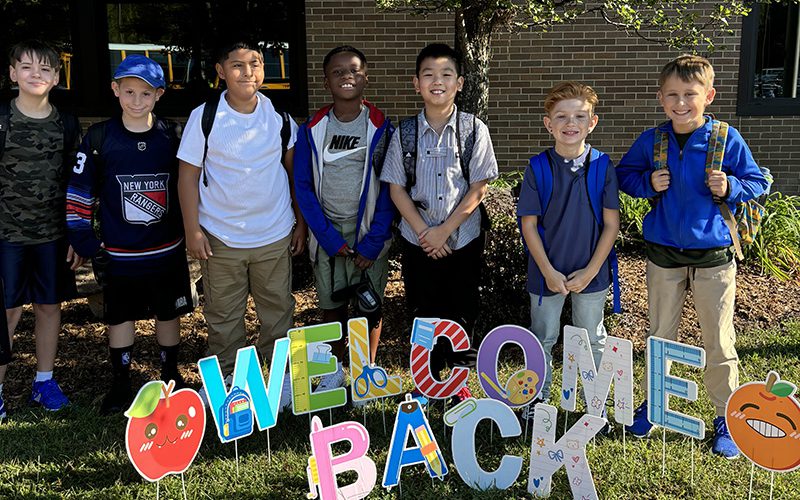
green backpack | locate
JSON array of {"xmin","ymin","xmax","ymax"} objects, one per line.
[{"xmin": 653, "ymin": 120, "xmax": 773, "ymax": 259}]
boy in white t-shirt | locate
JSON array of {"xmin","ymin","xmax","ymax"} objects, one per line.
[{"xmin": 177, "ymin": 41, "xmax": 306, "ymax": 407}]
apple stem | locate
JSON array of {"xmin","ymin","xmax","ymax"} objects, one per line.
[
  {"xmin": 162, "ymin": 380, "xmax": 176, "ymax": 408},
  {"xmin": 765, "ymin": 372, "xmax": 779, "ymax": 393}
]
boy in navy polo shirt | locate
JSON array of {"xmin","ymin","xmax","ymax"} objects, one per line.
[
  {"xmin": 517, "ymin": 82, "xmax": 620, "ymax": 416},
  {"xmin": 67, "ymin": 55, "xmax": 193, "ymax": 414}
]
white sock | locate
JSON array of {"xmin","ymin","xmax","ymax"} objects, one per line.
[{"xmin": 35, "ymin": 371, "xmax": 53, "ymax": 383}]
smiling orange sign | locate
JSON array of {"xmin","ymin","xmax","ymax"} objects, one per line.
[{"xmin": 726, "ymin": 371, "xmax": 800, "ymax": 472}]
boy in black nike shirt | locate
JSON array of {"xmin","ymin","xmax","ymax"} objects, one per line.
[
  {"xmin": 66, "ymin": 55, "xmax": 193, "ymax": 414},
  {"xmin": 294, "ymin": 46, "xmax": 394, "ymax": 396}
]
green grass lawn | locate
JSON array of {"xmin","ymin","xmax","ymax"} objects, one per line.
[{"xmin": 1, "ymin": 322, "xmax": 799, "ymax": 499}]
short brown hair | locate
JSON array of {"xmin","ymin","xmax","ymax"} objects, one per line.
[
  {"xmin": 658, "ymin": 54, "xmax": 715, "ymax": 89},
  {"xmin": 8, "ymin": 40, "xmax": 61, "ymax": 71},
  {"xmin": 544, "ymin": 81, "xmax": 598, "ymax": 115}
]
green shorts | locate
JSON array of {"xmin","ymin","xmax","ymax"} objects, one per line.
[{"xmin": 313, "ymin": 219, "xmax": 389, "ymax": 310}]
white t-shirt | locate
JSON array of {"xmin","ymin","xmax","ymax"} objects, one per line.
[{"xmin": 178, "ymin": 91, "xmax": 298, "ymax": 248}]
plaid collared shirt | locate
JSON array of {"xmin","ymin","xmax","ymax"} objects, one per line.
[{"xmin": 381, "ymin": 106, "xmax": 498, "ymax": 250}]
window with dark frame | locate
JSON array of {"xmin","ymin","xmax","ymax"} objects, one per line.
[
  {"xmin": 1, "ymin": 0, "xmax": 307, "ymax": 117},
  {"xmin": 738, "ymin": 3, "xmax": 800, "ymax": 116}
]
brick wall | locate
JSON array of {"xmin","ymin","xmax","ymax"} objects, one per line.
[{"xmin": 304, "ymin": 0, "xmax": 800, "ymax": 195}]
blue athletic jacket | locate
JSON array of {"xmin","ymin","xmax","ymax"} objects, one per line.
[
  {"xmin": 616, "ymin": 117, "xmax": 769, "ymax": 250},
  {"xmin": 294, "ymin": 101, "xmax": 395, "ymax": 262}
]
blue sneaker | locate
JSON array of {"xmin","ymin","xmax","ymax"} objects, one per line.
[
  {"xmin": 30, "ymin": 379, "xmax": 69, "ymax": 411},
  {"xmin": 0, "ymin": 393, "xmax": 6, "ymax": 421},
  {"xmin": 712, "ymin": 416, "xmax": 740, "ymax": 459},
  {"xmin": 626, "ymin": 400, "xmax": 653, "ymax": 438}
]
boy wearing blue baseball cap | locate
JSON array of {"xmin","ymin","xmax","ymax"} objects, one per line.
[{"xmin": 66, "ymin": 54, "xmax": 194, "ymax": 414}]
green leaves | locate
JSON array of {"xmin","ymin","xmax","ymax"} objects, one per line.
[
  {"xmin": 124, "ymin": 381, "xmax": 163, "ymax": 419},
  {"xmin": 771, "ymin": 381, "xmax": 797, "ymax": 398}
]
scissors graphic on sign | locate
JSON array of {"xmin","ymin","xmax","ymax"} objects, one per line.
[{"xmin": 352, "ymin": 340, "xmax": 388, "ymax": 398}]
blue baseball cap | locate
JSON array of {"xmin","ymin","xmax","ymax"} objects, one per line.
[{"xmin": 113, "ymin": 54, "xmax": 165, "ymax": 88}]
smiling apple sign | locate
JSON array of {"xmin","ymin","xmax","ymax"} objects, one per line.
[{"xmin": 124, "ymin": 380, "xmax": 206, "ymax": 482}]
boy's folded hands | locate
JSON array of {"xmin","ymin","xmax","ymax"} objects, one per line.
[
  {"xmin": 544, "ymin": 268, "xmax": 569, "ymax": 296},
  {"xmin": 418, "ymin": 226, "xmax": 454, "ymax": 259}
]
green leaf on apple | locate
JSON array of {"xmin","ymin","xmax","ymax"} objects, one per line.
[
  {"xmin": 771, "ymin": 381, "xmax": 796, "ymax": 398},
  {"xmin": 124, "ymin": 381, "xmax": 163, "ymax": 418}
]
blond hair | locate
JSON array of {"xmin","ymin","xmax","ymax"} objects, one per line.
[
  {"xmin": 544, "ymin": 81, "xmax": 599, "ymax": 115},
  {"xmin": 659, "ymin": 54, "xmax": 715, "ymax": 88}
]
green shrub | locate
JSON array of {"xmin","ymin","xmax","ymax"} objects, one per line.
[
  {"xmin": 617, "ymin": 193, "xmax": 649, "ymax": 247},
  {"xmin": 743, "ymin": 192, "xmax": 800, "ymax": 280}
]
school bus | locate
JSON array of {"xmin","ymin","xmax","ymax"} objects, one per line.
[{"xmin": 59, "ymin": 43, "xmax": 291, "ymax": 91}]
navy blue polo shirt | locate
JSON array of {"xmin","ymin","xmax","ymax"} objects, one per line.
[{"xmin": 516, "ymin": 146, "xmax": 619, "ymax": 296}]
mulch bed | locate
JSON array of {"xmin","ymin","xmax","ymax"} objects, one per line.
[{"xmin": 2, "ymin": 253, "xmax": 798, "ymax": 411}]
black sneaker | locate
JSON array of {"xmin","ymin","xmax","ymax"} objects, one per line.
[{"xmin": 100, "ymin": 376, "xmax": 133, "ymax": 415}]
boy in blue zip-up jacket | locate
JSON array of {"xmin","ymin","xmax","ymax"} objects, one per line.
[
  {"xmin": 294, "ymin": 46, "xmax": 394, "ymax": 395},
  {"xmin": 617, "ymin": 55, "xmax": 769, "ymax": 458},
  {"xmin": 517, "ymin": 82, "xmax": 620, "ymax": 420}
]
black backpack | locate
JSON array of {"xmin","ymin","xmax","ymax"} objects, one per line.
[
  {"xmin": 398, "ymin": 110, "xmax": 490, "ymax": 231},
  {"xmin": 0, "ymin": 100, "xmax": 80, "ymax": 169},
  {"xmin": 199, "ymin": 95, "xmax": 293, "ymax": 187}
]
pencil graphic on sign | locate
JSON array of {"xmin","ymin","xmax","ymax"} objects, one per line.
[{"xmin": 414, "ymin": 424, "xmax": 443, "ymax": 477}]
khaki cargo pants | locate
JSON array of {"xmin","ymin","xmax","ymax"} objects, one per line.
[{"xmin": 643, "ymin": 259, "xmax": 738, "ymax": 416}]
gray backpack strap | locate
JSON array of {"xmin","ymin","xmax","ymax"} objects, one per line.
[
  {"xmin": 456, "ymin": 110, "xmax": 477, "ymax": 183},
  {"xmin": 399, "ymin": 116, "xmax": 418, "ymax": 192}
]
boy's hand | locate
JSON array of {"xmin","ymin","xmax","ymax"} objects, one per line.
[
  {"xmin": 290, "ymin": 222, "xmax": 307, "ymax": 256},
  {"xmin": 336, "ymin": 244, "xmax": 355, "ymax": 258},
  {"xmin": 544, "ymin": 269, "xmax": 569, "ymax": 295},
  {"xmin": 354, "ymin": 253, "xmax": 374, "ymax": 270},
  {"xmin": 419, "ymin": 226, "xmax": 451, "ymax": 254},
  {"xmin": 186, "ymin": 230, "xmax": 213, "ymax": 260},
  {"xmin": 428, "ymin": 243, "xmax": 452, "ymax": 260},
  {"xmin": 66, "ymin": 245, "xmax": 86, "ymax": 270},
  {"xmin": 651, "ymin": 170, "xmax": 670, "ymax": 192},
  {"xmin": 707, "ymin": 170, "xmax": 729, "ymax": 198},
  {"xmin": 565, "ymin": 268, "xmax": 595, "ymax": 293}
]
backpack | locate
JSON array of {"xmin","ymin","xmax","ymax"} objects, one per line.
[
  {"xmin": 525, "ymin": 149, "xmax": 621, "ymax": 313},
  {"xmin": 200, "ymin": 95, "xmax": 293, "ymax": 187},
  {"xmin": 653, "ymin": 120, "xmax": 774, "ymax": 260},
  {"xmin": 0, "ymin": 100, "xmax": 80, "ymax": 169},
  {"xmin": 398, "ymin": 110, "xmax": 490, "ymax": 231}
]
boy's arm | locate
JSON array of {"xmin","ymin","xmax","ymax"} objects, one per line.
[
  {"xmin": 65, "ymin": 137, "xmax": 103, "ymax": 260},
  {"xmin": 177, "ymin": 160, "xmax": 212, "ymax": 260},
  {"xmin": 292, "ymin": 125, "xmax": 349, "ymax": 258},
  {"xmin": 520, "ymin": 215, "xmax": 568, "ymax": 295},
  {"xmin": 281, "ymin": 146, "xmax": 307, "ymax": 257},
  {"xmin": 565, "ymin": 208, "xmax": 620, "ymax": 293},
  {"xmin": 355, "ymin": 180, "xmax": 395, "ymax": 265},
  {"xmin": 64, "ymin": 117, "xmax": 85, "ymax": 270},
  {"xmin": 616, "ymin": 131, "xmax": 659, "ymax": 198},
  {"xmin": 388, "ymin": 183, "xmax": 430, "ymax": 239},
  {"xmin": 418, "ymin": 180, "xmax": 487, "ymax": 257},
  {"xmin": 718, "ymin": 127, "xmax": 770, "ymax": 204}
]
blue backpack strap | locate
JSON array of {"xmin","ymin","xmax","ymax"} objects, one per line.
[
  {"xmin": 585, "ymin": 148, "xmax": 621, "ymax": 313},
  {"xmin": 520, "ymin": 151, "xmax": 553, "ymax": 306}
]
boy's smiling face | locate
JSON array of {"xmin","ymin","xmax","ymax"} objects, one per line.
[
  {"xmin": 658, "ymin": 74, "xmax": 715, "ymax": 134},
  {"xmin": 413, "ymin": 56, "xmax": 463, "ymax": 110},
  {"xmin": 112, "ymin": 77, "xmax": 163, "ymax": 121},
  {"xmin": 216, "ymin": 48, "xmax": 264, "ymax": 102},
  {"xmin": 543, "ymin": 98, "xmax": 598, "ymax": 154},
  {"xmin": 9, "ymin": 51, "xmax": 59, "ymax": 98},
  {"xmin": 324, "ymin": 51, "xmax": 368, "ymax": 103}
]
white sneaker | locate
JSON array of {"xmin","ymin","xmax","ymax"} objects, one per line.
[
  {"xmin": 316, "ymin": 363, "xmax": 345, "ymax": 392},
  {"xmin": 198, "ymin": 373, "xmax": 232, "ymax": 408},
  {"xmin": 279, "ymin": 374, "xmax": 293, "ymax": 413}
]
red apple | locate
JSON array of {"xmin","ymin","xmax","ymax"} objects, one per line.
[{"xmin": 125, "ymin": 380, "xmax": 206, "ymax": 481}]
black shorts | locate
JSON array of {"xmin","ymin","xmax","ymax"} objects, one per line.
[
  {"xmin": 103, "ymin": 260, "xmax": 194, "ymax": 325},
  {"xmin": 0, "ymin": 237, "xmax": 77, "ymax": 308}
]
